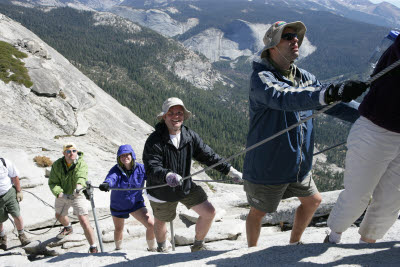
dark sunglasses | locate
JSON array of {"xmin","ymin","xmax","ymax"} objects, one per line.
[
  {"xmin": 281, "ymin": 33, "xmax": 298, "ymax": 41},
  {"xmin": 66, "ymin": 149, "xmax": 77, "ymax": 154}
]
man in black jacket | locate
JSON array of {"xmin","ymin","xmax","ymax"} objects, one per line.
[{"xmin": 143, "ymin": 97, "xmax": 242, "ymax": 252}]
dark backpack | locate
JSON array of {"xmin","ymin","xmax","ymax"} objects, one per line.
[{"xmin": 0, "ymin": 158, "xmax": 6, "ymax": 168}]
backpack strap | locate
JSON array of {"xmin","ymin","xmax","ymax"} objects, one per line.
[{"xmin": 0, "ymin": 158, "xmax": 6, "ymax": 168}]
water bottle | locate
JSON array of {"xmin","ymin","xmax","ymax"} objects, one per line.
[{"xmin": 368, "ymin": 30, "xmax": 399, "ymax": 74}]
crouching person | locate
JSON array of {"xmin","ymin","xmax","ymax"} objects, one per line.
[
  {"xmin": 0, "ymin": 157, "xmax": 31, "ymax": 250},
  {"xmin": 99, "ymin": 144, "xmax": 156, "ymax": 251},
  {"xmin": 48, "ymin": 143, "xmax": 98, "ymax": 253}
]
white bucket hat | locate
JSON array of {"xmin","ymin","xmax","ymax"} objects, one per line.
[
  {"xmin": 260, "ymin": 21, "xmax": 307, "ymax": 58},
  {"xmin": 157, "ymin": 97, "xmax": 192, "ymax": 121}
]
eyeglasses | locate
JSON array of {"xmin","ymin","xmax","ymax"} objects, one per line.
[
  {"xmin": 65, "ymin": 150, "xmax": 77, "ymax": 154},
  {"xmin": 281, "ymin": 33, "xmax": 298, "ymax": 41}
]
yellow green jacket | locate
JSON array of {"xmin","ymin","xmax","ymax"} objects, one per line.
[{"xmin": 48, "ymin": 152, "xmax": 88, "ymax": 197}]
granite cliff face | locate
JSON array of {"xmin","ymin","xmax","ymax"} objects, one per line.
[
  {"xmin": 108, "ymin": 6, "xmax": 199, "ymax": 37},
  {"xmin": 183, "ymin": 20, "xmax": 317, "ymax": 62}
]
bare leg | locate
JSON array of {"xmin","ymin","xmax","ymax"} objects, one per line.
[
  {"xmin": 78, "ymin": 214, "xmax": 95, "ymax": 245},
  {"xmin": 112, "ymin": 216, "xmax": 125, "ymax": 242},
  {"xmin": 11, "ymin": 216, "xmax": 24, "ymax": 231},
  {"xmin": 154, "ymin": 217, "xmax": 167, "ymax": 243},
  {"xmin": 56, "ymin": 214, "xmax": 70, "ymax": 226},
  {"xmin": 130, "ymin": 207, "xmax": 155, "ymax": 241},
  {"xmin": 191, "ymin": 200, "xmax": 216, "ymax": 241},
  {"xmin": 246, "ymin": 207, "xmax": 266, "ymax": 247},
  {"xmin": 290, "ymin": 193, "xmax": 322, "ymax": 243}
]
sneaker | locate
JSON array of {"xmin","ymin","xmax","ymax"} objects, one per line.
[
  {"xmin": 56, "ymin": 227, "xmax": 73, "ymax": 239},
  {"xmin": 0, "ymin": 235, "xmax": 7, "ymax": 250},
  {"xmin": 18, "ymin": 233, "xmax": 31, "ymax": 246},
  {"xmin": 190, "ymin": 243, "xmax": 208, "ymax": 252},
  {"xmin": 156, "ymin": 246, "xmax": 169, "ymax": 253},
  {"xmin": 89, "ymin": 246, "xmax": 98, "ymax": 253},
  {"xmin": 147, "ymin": 248, "xmax": 157, "ymax": 252}
]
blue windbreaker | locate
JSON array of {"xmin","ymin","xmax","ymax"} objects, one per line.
[
  {"xmin": 104, "ymin": 144, "xmax": 146, "ymax": 214},
  {"xmin": 243, "ymin": 59, "xmax": 360, "ymax": 185}
]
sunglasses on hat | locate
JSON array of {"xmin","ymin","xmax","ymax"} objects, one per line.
[{"xmin": 281, "ymin": 33, "xmax": 298, "ymax": 41}]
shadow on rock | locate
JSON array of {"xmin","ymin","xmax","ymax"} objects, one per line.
[
  {"xmin": 207, "ymin": 241, "xmax": 400, "ymax": 266},
  {"xmin": 46, "ymin": 251, "xmax": 127, "ymax": 262},
  {"xmin": 105, "ymin": 250, "xmax": 228, "ymax": 267}
]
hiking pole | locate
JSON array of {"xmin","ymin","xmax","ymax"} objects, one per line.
[
  {"xmin": 170, "ymin": 221, "xmax": 176, "ymax": 251},
  {"xmin": 86, "ymin": 181, "xmax": 104, "ymax": 252}
]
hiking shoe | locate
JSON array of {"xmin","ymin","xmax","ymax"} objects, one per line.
[
  {"xmin": 156, "ymin": 246, "xmax": 169, "ymax": 253},
  {"xmin": 190, "ymin": 243, "xmax": 208, "ymax": 252},
  {"xmin": 147, "ymin": 248, "xmax": 157, "ymax": 252},
  {"xmin": 89, "ymin": 246, "xmax": 98, "ymax": 253},
  {"xmin": 56, "ymin": 227, "xmax": 73, "ymax": 239},
  {"xmin": 18, "ymin": 233, "xmax": 31, "ymax": 246},
  {"xmin": 0, "ymin": 235, "xmax": 7, "ymax": 250}
]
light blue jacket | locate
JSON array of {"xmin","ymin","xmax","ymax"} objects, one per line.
[{"xmin": 243, "ymin": 59, "xmax": 360, "ymax": 185}]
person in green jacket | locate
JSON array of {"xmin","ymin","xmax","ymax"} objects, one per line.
[{"xmin": 49, "ymin": 143, "xmax": 97, "ymax": 253}]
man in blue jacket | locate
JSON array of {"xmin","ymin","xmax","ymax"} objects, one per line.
[{"xmin": 243, "ymin": 21, "xmax": 368, "ymax": 247}]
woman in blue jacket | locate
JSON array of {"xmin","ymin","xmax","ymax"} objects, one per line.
[{"xmin": 100, "ymin": 144, "xmax": 156, "ymax": 251}]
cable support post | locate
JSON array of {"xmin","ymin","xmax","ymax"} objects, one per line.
[{"xmin": 86, "ymin": 181, "xmax": 104, "ymax": 252}]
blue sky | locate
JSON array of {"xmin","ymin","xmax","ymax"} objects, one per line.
[{"xmin": 369, "ymin": 0, "xmax": 400, "ymax": 8}]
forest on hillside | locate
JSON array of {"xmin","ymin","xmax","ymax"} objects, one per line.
[{"xmin": 0, "ymin": 4, "xmax": 360, "ymax": 191}]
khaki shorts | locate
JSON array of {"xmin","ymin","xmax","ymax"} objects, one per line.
[
  {"xmin": 0, "ymin": 187, "xmax": 20, "ymax": 222},
  {"xmin": 55, "ymin": 194, "xmax": 89, "ymax": 216},
  {"xmin": 244, "ymin": 172, "xmax": 319, "ymax": 213},
  {"xmin": 150, "ymin": 185, "xmax": 208, "ymax": 222}
]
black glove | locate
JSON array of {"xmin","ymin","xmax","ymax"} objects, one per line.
[
  {"xmin": 99, "ymin": 182, "xmax": 110, "ymax": 192},
  {"xmin": 82, "ymin": 189, "xmax": 91, "ymax": 200},
  {"xmin": 325, "ymin": 80, "xmax": 368, "ymax": 104}
]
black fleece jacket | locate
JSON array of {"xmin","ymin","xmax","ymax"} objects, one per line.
[{"xmin": 143, "ymin": 122, "xmax": 231, "ymax": 202}]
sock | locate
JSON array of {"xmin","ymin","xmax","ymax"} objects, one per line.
[
  {"xmin": 289, "ymin": 241, "xmax": 300, "ymax": 245},
  {"xmin": 90, "ymin": 244, "xmax": 97, "ymax": 248},
  {"xmin": 329, "ymin": 232, "xmax": 342, "ymax": 244},
  {"xmin": 359, "ymin": 239, "xmax": 368, "ymax": 244},
  {"xmin": 193, "ymin": 239, "xmax": 204, "ymax": 247},
  {"xmin": 115, "ymin": 240, "xmax": 122, "ymax": 250},
  {"xmin": 18, "ymin": 229, "xmax": 24, "ymax": 235},
  {"xmin": 66, "ymin": 223, "xmax": 72, "ymax": 229},
  {"xmin": 157, "ymin": 241, "xmax": 166, "ymax": 249},
  {"xmin": 147, "ymin": 239, "xmax": 156, "ymax": 250},
  {"xmin": 0, "ymin": 230, "xmax": 5, "ymax": 237}
]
